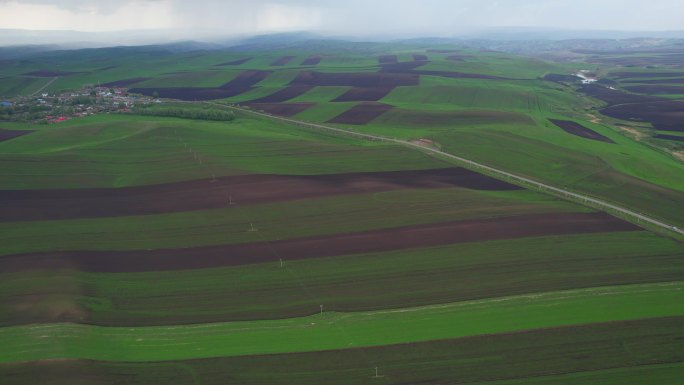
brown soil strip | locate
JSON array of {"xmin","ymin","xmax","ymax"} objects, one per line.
[
  {"xmin": 244, "ymin": 85, "xmax": 314, "ymax": 103},
  {"xmin": 0, "ymin": 213, "xmax": 639, "ymax": 273},
  {"xmin": 290, "ymin": 71, "xmax": 419, "ymax": 87},
  {"xmin": 332, "ymin": 86, "xmax": 395, "ymax": 102},
  {"xmin": 413, "ymin": 54, "xmax": 428, "ymax": 61},
  {"xmin": 378, "ymin": 55, "xmax": 398, "ymax": 64},
  {"xmin": 244, "ymin": 102, "xmax": 314, "ymax": 117},
  {"xmin": 379, "ymin": 61, "xmax": 429, "ymax": 72},
  {"xmin": 625, "ymin": 85, "xmax": 684, "ymax": 95},
  {"xmin": 326, "ymin": 102, "xmax": 394, "ymax": 125},
  {"xmin": 129, "ymin": 70, "xmax": 271, "ymax": 101},
  {"xmin": 543, "ymin": 74, "xmax": 580, "ymax": 83},
  {"xmin": 0, "ymin": 129, "xmax": 33, "ymax": 143},
  {"xmin": 101, "ymin": 77, "xmax": 151, "ymax": 87},
  {"xmin": 610, "ymin": 71, "xmax": 684, "ymax": 79},
  {"xmin": 656, "ymin": 134, "xmax": 684, "ymax": 142},
  {"xmin": 215, "ymin": 58, "xmax": 252, "ymax": 66},
  {"xmin": 622, "ymin": 77, "xmax": 684, "ymax": 84},
  {"xmin": 301, "ymin": 56, "xmax": 322, "ymax": 66},
  {"xmin": 549, "ymin": 119, "xmax": 614, "ymax": 143},
  {"xmin": 0, "ymin": 168, "xmax": 519, "ymax": 221},
  {"xmin": 600, "ymin": 100, "xmax": 684, "ymax": 132},
  {"xmin": 414, "ymin": 70, "xmax": 509, "ymax": 80},
  {"xmin": 271, "ymin": 56, "xmax": 296, "ymax": 66},
  {"xmin": 427, "ymin": 49, "xmax": 460, "ymax": 53}
]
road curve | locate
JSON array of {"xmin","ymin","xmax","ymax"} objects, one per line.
[{"xmin": 212, "ymin": 102, "xmax": 684, "ymax": 238}]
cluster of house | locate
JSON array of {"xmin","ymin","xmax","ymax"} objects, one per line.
[{"xmin": 2, "ymin": 85, "xmax": 157, "ymax": 123}]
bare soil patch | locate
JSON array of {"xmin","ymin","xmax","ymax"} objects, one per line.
[
  {"xmin": 0, "ymin": 129, "xmax": 33, "ymax": 142},
  {"xmin": 655, "ymin": 134, "xmax": 684, "ymax": 142},
  {"xmin": 0, "ymin": 168, "xmax": 520, "ymax": 221},
  {"xmin": 245, "ymin": 85, "xmax": 314, "ymax": 103},
  {"xmin": 1, "ymin": 213, "xmax": 639, "ymax": 272},
  {"xmin": 130, "ymin": 70, "xmax": 271, "ymax": 101},
  {"xmin": 600, "ymin": 100, "xmax": 684, "ymax": 132},
  {"xmin": 214, "ymin": 58, "xmax": 252, "ymax": 66},
  {"xmin": 244, "ymin": 102, "xmax": 314, "ymax": 117},
  {"xmin": 271, "ymin": 56, "xmax": 296, "ymax": 66},
  {"xmin": 291, "ymin": 71, "xmax": 419, "ymax": 87},
  {"xmin": 549, "ymin": 119, "xmax": 614, "ymax": 143},
  {"xmin": 332, "ymin": 86, "xmax": 395, "ymax": 102},
  {"xmin": 327, "ymin": 102, "xmax": 394, "ymax": 125},
  {"xmin": 301, "ymin": 56, "xmax": 322, "ymax": 66},
  {"xmin": 412, "ymin": 54, "xmax": 428, "ymax": 61},
  {"xmin": 624, "ymin": 85, "xmax": 684, "ymax": 95},
  {"xmin": 378, "ymin": 55, "xmax": 398, "ymax": 64}
]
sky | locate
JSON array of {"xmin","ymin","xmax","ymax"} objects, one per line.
[{"xmin": 1, "ymin": 0, "xmax": 683, "ymax": 38}]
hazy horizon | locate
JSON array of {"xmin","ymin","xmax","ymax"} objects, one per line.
[{"xmin": 2, "ymin": 0, "xmax": 684, "ymax": 45}]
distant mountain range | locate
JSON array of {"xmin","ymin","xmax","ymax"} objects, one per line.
[{"xmin": 2, "ymin": 29, "xmax": 684, "ymax": 60}]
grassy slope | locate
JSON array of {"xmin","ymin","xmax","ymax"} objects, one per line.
[
  {"xmin": 1, "ymin": 231, "xmax": 681, "ymax": 326},
  {"xmin": 0, "ymin": 188, "xmax": 583, "ymax": 255},
  {"xmin": 2, "ymin": 317, "xmax": 682, "ymax": 385},
  {"xmin": 0, "ymin": 282, "xmax": 682, "ymax": 362},
  {"xmin": 0, "ymin": 113, "xmax": 444, "ymax": 189}
]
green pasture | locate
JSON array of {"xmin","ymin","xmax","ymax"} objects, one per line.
[{"xmin": 0, "ymin": 281, "xmax": 682, "ymax": 363}]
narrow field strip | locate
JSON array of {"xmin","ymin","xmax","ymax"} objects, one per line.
[
  {"xmin": 0, "ymin": 282, "xmax": 682, "ymax": 363},
  {"xmin": 1, "ymin": 212, "xmax": 635, "ymax": 272}
]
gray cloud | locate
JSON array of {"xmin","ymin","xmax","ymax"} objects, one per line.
[{"xmin": 1, "ymin": 0, "xmax": 683, "ymax": 37}]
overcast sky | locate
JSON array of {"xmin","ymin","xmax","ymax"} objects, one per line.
[{"xmin": 1, "ymin": 0, "xmax": 683, "ymax": 37}]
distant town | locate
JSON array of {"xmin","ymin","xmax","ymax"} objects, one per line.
[{"xmin": 0, "ymin": 85, "xmax": 159, "ymax": 123}]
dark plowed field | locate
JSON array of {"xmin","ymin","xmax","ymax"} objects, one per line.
[
  {"xmin": 101, "ymin": 77, "xmax": 151, "ymax": 87},
  {"xmin": 543, "ymin": 74, "xmax": 580, "ymax": 83},
  {"xmin": 130, "ymin": 70, "xmax": 271, "ymax": 101},
  {"xmin": 245, "ymin": 85, "xmax": 314, "ymax": 103},
  {"xmin": 622, "ymin": 78, "xmax": 684, "ymax": 84},
  {"xmin": 415, "ymin": 70, "xmax": 510, "ymax": 80},
  {"xmin": 214, "ymin": 58, "xmax": 252, "ymax": 66},
  {"xmin": 625, "ymin": 85, "xmax": 684, "ymax": 95},
  {"xmin": 427, "ymin": 49, "xmax": 460, "ymax": 53},
  {"xmin": 412, "ymin": 54, "xmax": 428, "ymax": 61},
  {"xmin": 3, "ymin": 317, "xmax": 679, "ymax": 384},
  {"xmin": 611, "ymin": 71, "xmax": 684, "ymax": 79},
  {"xmin": 549, "ymin": 119, "xmax": 614, "ymax": 143},
  {"xmin": 332, "ymin": 86, "xmax": 395, "ymax": 102},
  {"xmin": 378, "ymin": 55, "xmax": 398, "ymax": 64},
  {"xmin": 301, "ymin": 56, "xmax": 322, "ymax": 65},
  {"xmin": 327, "ymin": 102, "xmax": 394, "ymax": 124},
  {"xmin": 22, "ymin": 70, "xmax": 83, "ymax": 77},
  {"xmin": 0, "ymin": 168, "xmax": 519, "ymax": 221},
  {"xmin": 380, "ymin": 61, "xmax": 429, "ymax": 72},
  {"xmin": 0, "ymin": 129, "xmax": 33, "ymax": 143},
  {"xmin": 601, "ymin": 100, "xmax": 684, "ymax": 132},
  {"xmin": 291, "ymin": 71, "xmax": 419, "ymax": 87},
  {"xmin": 271, "ymin": 56, "xmax": 296, "ymax": 66},
  {"xmin": 655, "ymin": 134, "xmax": 684, "ymax": 142},
  {"xmin": 0, "ymin": 213, "xmax": 639, "ymax": 273},
  {"xmin": 244, "ymin": 102, "xmax": 314, "ymax": 117},
  {"xmin": 580, "ymin": 84, "xmax": 660, "ymax": 105}
]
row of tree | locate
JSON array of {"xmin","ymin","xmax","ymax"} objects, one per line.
[{"xmin": 133, "ymin": 106, "xmax": 236, "ymax": 121}]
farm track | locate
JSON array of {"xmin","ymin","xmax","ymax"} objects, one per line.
[{"xmin": 216, "ymin": 103, "xmax": 684, "ymax": 237}]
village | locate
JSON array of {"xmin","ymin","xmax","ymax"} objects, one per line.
[{"xmin": 0, "ymin": 85, "xmax": 158, "ymax": 123}]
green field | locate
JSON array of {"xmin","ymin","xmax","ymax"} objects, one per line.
[{"xmin": 1, "ymin": 41, "xmax": 684, "ymax": 384}]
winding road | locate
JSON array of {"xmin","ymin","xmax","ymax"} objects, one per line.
[{"xmin": 219, "ymin": 103, "xmax": 684, "ymax": 238}]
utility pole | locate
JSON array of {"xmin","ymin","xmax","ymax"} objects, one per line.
[{"xmin": 319, "ymin": 304, "xmax": 323, "ymax": 315}]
